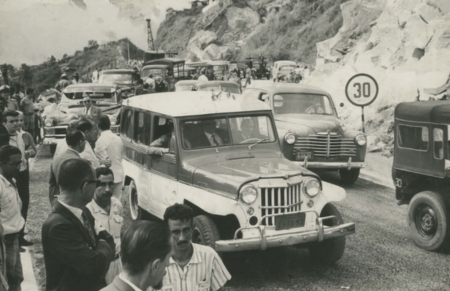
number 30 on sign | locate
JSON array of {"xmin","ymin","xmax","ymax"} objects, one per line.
[{"xmin": 345, "ymin": 73, "xmax": 379, "ymax": 107}]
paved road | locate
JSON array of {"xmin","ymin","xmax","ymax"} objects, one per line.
[{"xmin": 32, "ymin": 147, "xmax": 450, "ymax": 291}]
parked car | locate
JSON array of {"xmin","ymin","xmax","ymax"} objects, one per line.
[
  {"xmin": 192, "ymin": 81, "xmax": 242, "ymax": 94},
  {"xmin": 207, "ymin": 60, "xmax": 230, "ymax": 81},
  {"xmin": 98, "ymin": 69, "xmax": 136, "ymax": 98},
  {"xmin": 175, "ymin": 80, "xmax": 203, "ymax": 92},
  {"xmin": 43, "ymin": 83, "xmax": 122, "ymax": 155},
  {"xmin": 244, "ymin": 81, "xmax": 367, "ymax": 184},
  {"xmin": 121, "ymin": 91, "xmax": 355, "ymax": 264},
  {"xmin": 393, "ymin": 101, "xmax": 450, "ymax": 251},
  {"xmin": 246, "ymin": 56, "xmax": 270, "ymax": 80},
  {"xmin": 271, "ymin": 60, "xmax": 298, "ymax": 82},
  {"xmin": 141, "ymin": 58, "xmax": 187, "ymax": 92}
]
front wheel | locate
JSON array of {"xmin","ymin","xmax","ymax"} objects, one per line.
[
  {"xmin": 192, "ymin": 215, "xmax": 221, "ymax": 251},
  {"xmin": 339, "ymin": 168, "xmax": 360, "ymax": 185},
  {"xmin": 308, "ymin": 203, "xmax": 346, "ymax": 265},
  {"xmin": 128, "ymin": 180, "xmax": 151, "ymax": 221},
  {"xmin": 408, "ymin": 191, "xmax": 450, "ymax": 251}
]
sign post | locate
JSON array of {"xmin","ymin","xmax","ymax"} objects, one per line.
[{"xmin": 345, "ymin": 73, "xmax": 379, "ymax": 133}]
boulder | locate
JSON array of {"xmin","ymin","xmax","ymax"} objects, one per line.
[
  {"xmin": 225, "ymin": 7, "xmax": 260, "ymax": 31},
  {"xmin": 186, "ymin": 30, "xmax": 218, "ymax": 60},
  {"xmin": 404, "ymin": 14, "xmax": 430, "ymax": 49},
  {"xmin": 380, "ymin": 134, "xmax": 392, "ymax": 144},
  {"xmin": 202, "ymin": 44, "xmax": 221, "ymax": 60},
  {"xmin": 414, "ymin": 3, "xmax": 443, "ymax": 23},
  {"xmin": 427, "ymin": 0, "xmax": 450, "ymax": 15}
]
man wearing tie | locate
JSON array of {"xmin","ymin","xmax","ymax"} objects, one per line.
[
  {"xmin": 82, "ymin": 95, "xmax": 102, "ymax": 123},
  {"xmin": 202, "ymin": 119, "xmax": 224, "ymax": 146}
]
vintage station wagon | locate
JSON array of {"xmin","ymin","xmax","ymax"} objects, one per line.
[
  {"xmin": 121, "ymin": 91, "xmax": 355, "ymax": 264},
  {"xmin": 244, "ymin": 81, "xmax": 367, "ymax": 184},
  {"xmin": 393, "ymin": 101, "xmax": 450, "ymax": 251}
]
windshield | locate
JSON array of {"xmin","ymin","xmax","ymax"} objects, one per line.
[
  {"xmin": 181, "ymin": 115, "xmax": 276, "ymax": 149},
  {"xmin": 142, "ymin": 68, "xmax": 165, "ymax": 78},
  {"xmin": 176, "ymin": 84, "xmax": 195, "ymax": 91},
  {"xmin": 62, "ymin": 91, "xmax": 115, "ymax": 102},
  {"xmin": 273, "ymin": 93, "xmax": 334, "ymax": 115},
  {"xmin": 99, "ymin": 73, "xmax": 133, "ymax": 85},
  {"xmin": 197, "ymin": 86, "xmax": 241, "ymax": 94},
  {"xmin": 279, "ymin": 65, "xmax": 297, "ymax": 71}
]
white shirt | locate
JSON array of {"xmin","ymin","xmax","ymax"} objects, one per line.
[
  {"xmin": 0, "ymin": 175, "xmax": 25, "ymax": 235},
  {"xmin": 204, "ymin": 131, "xmax": 223, "ymax": 146},
  {"xmin": 92, "ymin": 71, "xmax": 99, "ymax": 83},
  {"xmin": 83, "ymin": 106, "xmax": 92, "ymax": 115},
  {"xmin": 58, "ymin": 200, "xmax": 84, "ymax": 225},
  {"xmin": 156, "ymin": 243, "xmax": 231, "ymax": 291},
  {"xmin": 95, "ymin": 130, "xmax": 124, "ymax": 183},
  {"xmin": 145, "ymin": 77, "xmax": 155, "ymax": 88},
  {"xmin": 119, "ymin": 273, "xmax": 142, "ymax": 291},
  {"xmin": 198, "ymin": 75, "xmax": 208, "ymax": 82}
]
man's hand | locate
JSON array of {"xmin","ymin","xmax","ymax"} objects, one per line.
[
  {"xmin": 161, "ymin": 148, "xmax": 169, "ymax": 155},
  {"xmin": 101, "ymin": 159, "xmax": 112, "ymax": 167}
]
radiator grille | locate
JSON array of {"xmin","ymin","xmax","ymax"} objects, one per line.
[
  {"xmin": 294, "ymin": 134, "xmax": 356, "ymax": 158},
  {"xmin": 260, "ymin": 183, "xmax": 302, "ymax": 226}
]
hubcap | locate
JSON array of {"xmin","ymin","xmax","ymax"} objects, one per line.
[{"xmin": 414, "ymin": 204, "xmax": 438, "ymax": 238}]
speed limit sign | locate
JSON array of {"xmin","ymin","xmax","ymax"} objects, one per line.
[
  {"xmin": 345, "ymin": 73, "xmax": 379, "ymax": 133},
  {"xmin": 345, "ymin": 73, "xmax": 379, "ymax": 107}
]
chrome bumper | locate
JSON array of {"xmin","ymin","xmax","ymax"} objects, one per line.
[
  {"xmin": 300, "ymin": 157, "xmax": 367, "ymax": 170},
  {"xmin": 215, "ymin": 215, "xmax": 355, "ymax": 252}
]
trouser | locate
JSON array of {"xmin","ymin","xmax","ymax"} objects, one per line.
[
  {"xmin": 112, "ymin": 182, "xmax": 123, "ymax": 201},
  {"xmin": 15, "ymin": 170, "xmax": 29, "ymax": 242},
  {"xmin": 3, "ymin": 234, "xmax": 23, "ymax": 291}
]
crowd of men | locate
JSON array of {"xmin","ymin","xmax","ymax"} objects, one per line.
[{"xmin": 0, "ymin": 87, "xmax": 231, "ymax": 290}]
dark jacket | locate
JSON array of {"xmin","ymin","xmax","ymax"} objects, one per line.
[
  {"xmin": 42, "ymin": 201, "xmax": 115, "ymax": 291},
  {"xmin": 155, "ymin": 81, "xmax": 166, "ymax": 93},
  {"xmin": 49, "ymin": 149, "xmax": 80, "ymax": 204},
  {"xmin": 100, "ymin": 276, "xmax": 136, "ymax": 291}
]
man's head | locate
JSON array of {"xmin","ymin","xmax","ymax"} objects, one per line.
[
  {"xmin": 202, "ymin": 119, "xmax": 217, "ymax": 134},
  {"xmin": 61, "ymin": 73, "xmax": 68, "ymax": 80},
  {"xmin": 58, "ymin": 159, "xmax": 96, "ymax": 206},
  {"xmin": 2, "ymin": 110, "xmax": 19, "ymax": 134},
  {"xmin": 83, "ymin": 95, "xmax": 92, "ymax": 109},
  {"xmin": 0, "ymin": 85, "xmax": 10, "ymax": 99},
  {"xmin": 77, "ymin": 118, "xmax": 98, "ymax": 142},
  {"xmin": 16, "ymin": 111, "xmax": 24, "ymax": 131},
  {"xmin": 93, "ymin": 167, "xmax": 114, "ymax": 204},
  {"xmin": 98, "ymin": 115, "xmax": 110, "ymax": 131},
  {"xmin": 0, "ymin": 98, "xmax": 5, "ymax": 112},
  {"xmin": 121, "ymin": 221, "xmax": 172, "ymax": 290},
  {"xmin": 241, "ymin": 119, "xmax": 254, "ymax": 137},
  {"xmin": 163, "ymin": 204, "xmax": 194, "ymax": 252},
  {"xmin": 66, "ymin": 130, "xmax": 86, "ymax": 153},
  {"xmin": 149, "ymin": 74, "xmax": 153, "ymax": 79},
  {"xmin": 26, "ymin": 88, "xmax": 34, "ymax": 98},
  {"xmin": 0, "ymin": 145, "xmax": 22, "ymax": 179}
]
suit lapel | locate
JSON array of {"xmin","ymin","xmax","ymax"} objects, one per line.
[{"xmin": 53, "ymin": 201, "xmax": 96, "ymax": 248}]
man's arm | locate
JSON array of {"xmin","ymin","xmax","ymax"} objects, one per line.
[
  {"xmin": 210, "ymin": 252, "xmax": 232, "ymax": 291},
  {"xmin": 146, "ymin": 135, "xmax": 169, "ymax": 156},
  {"xmin": 47, "ymin": 222, "xmax": 115, "ymax": 278}
]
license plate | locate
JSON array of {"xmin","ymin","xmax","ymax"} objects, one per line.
[
  {"xmin": 296, "ymin": 152, "xmax": 312, "ymax": 160},
  {"xmin": 275, "ymin": 213, "xmax": 306, "ymax": 231}
]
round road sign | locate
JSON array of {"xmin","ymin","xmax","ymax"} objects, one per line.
[{"xmin": 345, "ymin": 73, "xmax": 379, "ymax": 107}]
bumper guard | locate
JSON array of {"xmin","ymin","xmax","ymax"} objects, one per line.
[{"xmin": 301, "ymin": 157, "xmax": 367, "ymax": 170}]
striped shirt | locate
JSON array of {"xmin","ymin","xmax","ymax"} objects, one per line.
[{"xmin": 158, "ymin": 243, "xmax": 231, "ymax": 291}]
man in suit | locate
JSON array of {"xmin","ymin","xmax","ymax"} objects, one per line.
[
  {"xmin": 101, "ymin": 221, "xmax": 172, "ymax": 291},
  {"xmin": 234, "ymin": 118, "xmax": 260, "ymax": 143},
  {"xmin": 42, "ymin": 159, "xmax": 116, "ymax": 291},
  {"xmin": 82, "ymin": 95, "xmax": 102, "ymax": 123},
  {"xmin": 190, "ymin": 119, "xmax": 229, "ymax": 148},
  {"xmin": 48, "ymin": 130, "xmax": 86, "ymax": 204}
]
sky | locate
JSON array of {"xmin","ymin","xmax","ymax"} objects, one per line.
[{"xmin": 0, "ymin": 0, "xmax": 190, "ymax": 66}]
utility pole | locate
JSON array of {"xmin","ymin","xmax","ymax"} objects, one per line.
[
  {"xmin": 127, "ymin": 38, "xmax": 130, "ymax": 61},
  {"xmin": 146, "ymin": 19, "xmax": 156, "ymax": 52}
]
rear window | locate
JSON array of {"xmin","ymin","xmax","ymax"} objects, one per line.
[
  {"xmin": 398, "ymin": 125, "xmax": 429, "ymax": 151},
  {"xmin": 63, "ymin": 92, "xmax": 114, "ymax": 101}
]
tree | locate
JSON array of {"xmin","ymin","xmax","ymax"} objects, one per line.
[
  {"xmin": 19, "ymin": 63, "xmax": 33, "ymax": 87},
  {"xmin": 49, "ymin": 55, "xmax": 56, "ymax": 63},
  {"xmin": 88, "ymin": 39, "xmax": 99, "ymax": 50},
  {"xmin": 62, "ymin": 53, "xmax": 68, "ymax": 59}
]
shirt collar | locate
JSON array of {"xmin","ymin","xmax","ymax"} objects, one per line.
[
  {"xmin": 0, "ymin": 174, "xmax": 15, "ymax": 187},
  {"xmin": 119, "ymin": 273, "xmax": 142, "ymax": 291},
  {"xmin": 169, "ymin": 243, "xmax": 202, "ymax": 265},
  {"xmin": 67, "ymin": 147, "xmax": 80, "ymax": 155},
  {"xmin": 58, "ymin": 200, "xmax": 84, "ymax": 223}
]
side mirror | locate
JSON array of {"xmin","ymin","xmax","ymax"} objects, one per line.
[{"xmin": 340, "ymin": 102, "xmax": 344, "ymax": 107}]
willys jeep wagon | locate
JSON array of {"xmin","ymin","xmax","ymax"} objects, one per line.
[{"xmin": 121, "ymin": 91, "xmax": 355, "ymax": 264}]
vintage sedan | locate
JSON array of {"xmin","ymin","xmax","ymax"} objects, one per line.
[
  {"xmin": 192, "ymin": 81, "xmax": 242, "ymax": 94},
  {"xmin": 174, "ymin": 80, "xmax": 201, "ymax": 92},
  {"xmin": 98, "ymin": 69, "xmax": 136, "ymax": 98},
  {"xmin": 271, "ymin": 60, "xmax": 298, "ymax": 82},
  {"xmin": 43, "ymin": 83, "xmax": 122, "ymax": 155},
  {"xmin": 121, "ymin": 91, "xmax": 355, "ymax": 264},
  {"xmin": 244, "ymin": 81, "xmax": 367, "ymax": 184}
]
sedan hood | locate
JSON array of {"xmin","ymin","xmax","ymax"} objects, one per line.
[
  {"xmin": 275, "ymin": 114, "xmax": 343, "ymax": 135},
  {"xmin": 192, "ymin": 157, "xmax": 315, "ymax": 198}
]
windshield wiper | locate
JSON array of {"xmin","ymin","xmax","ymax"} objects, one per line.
[{"xmin": 248, "ymin": 138, "xmax": 270, "ymax": 150}]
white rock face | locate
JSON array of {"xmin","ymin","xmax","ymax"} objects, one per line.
[{"xmin": 225, "ymin": 7, "xmax": 260, "ymax": 31}]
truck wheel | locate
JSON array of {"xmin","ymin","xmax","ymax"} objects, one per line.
[
  {"xmin": 339, "ymin": 168, "xmax": 360, "ymax": 185},
  {"xmin": 128, "ymin": 180, "xmax": 150, "ymax": 221},
  {"xmin": 308, "ymin": 203, "xmax": 346, "ymax": 265},
  {"xmin": 49, "ymin": 144, "xmax": 56, "ymax": 156},
  {"xmin": 193, "ymin": 215, "xmax": 220, "ymax": 251},
  {"xmin": 408, "ymin": 191, "xmax": 450, "ymax": 251}
]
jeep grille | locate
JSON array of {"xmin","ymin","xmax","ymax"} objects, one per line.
[
  {"xmin": 294, "ymin": 134, "xmax": 356, "ymax": 158},
  {"xmin": 260, "ymin": 183, "xmax": 302, "ymax": 226}
]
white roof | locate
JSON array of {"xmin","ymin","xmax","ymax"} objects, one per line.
[
  {"xmin": 124, "ymin": 91, "xmax": 271, "ymax": 117},
  {"xmin": 275, "ymin": 60, "xmax": 297, "ymax": 66}
]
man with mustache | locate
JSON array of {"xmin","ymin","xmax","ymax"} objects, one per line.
[
  {"xmin": 101, "ymin": 221, "xmax": 173, "ymax": 291},
  {"xmin": 159, "ymin": 204, "xmax": 231, "ymax": 291},
  {"xmin": 86, "ymin": 167, "xmax": 123, "ymax": 284}
]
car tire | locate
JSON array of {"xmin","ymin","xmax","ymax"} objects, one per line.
[
  {"xmin": 49, "ymin": 144, "xmax": 56, "ymax": 156},
  {"xmin": 339, "ymin": 168, "xmax": 360, "ymax": 185},
  {"xmin": 128, "ymin": 180, "xmax": 151, "ymax": 221},
  {"xmin": 408, "ymin": 191, "xmax": 450, "ymax": 251},
  {"xmin": 192, "ymin": 215, "xmax": 221, "ymax": 251},
  {"xmin": 308, "ymin": 203, "xmax": 346, "ymax": 265}
]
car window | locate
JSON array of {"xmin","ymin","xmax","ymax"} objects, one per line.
[
  {"xmin": 121, "ymin": 108, "xmax": 133, "ymax": 139},
  {"xmin": 63, "ymin": 92, "xmax": 114, "ymax": 101},
  {"xmin": 142, "ymin": 68, "xmax": 165, "ymax": 78},
  {"xmin": 434, "ymin": 128, "xmax": 444, "ymax": 159},
  {"xmin": 230, "ymin": 116, "xmax": 275, "ymax": 144},
  {"xmin": 152, "ymin": 116, "xmax": 174, "ymax": 144},
  {"xmin": 197, "ymin": 86, "xmax": 240, "ymax": 94},
  {"xmin": 100, "ymin": 73, "xmax": 133, "ymax": 84},
  {"xmin": 398, "ymin": 125, "xmax": 429, "ymax": 151},
  {"xmin": 273, "ymin": 94, "xmax": 334, "ymax": 115},
  {"xmin": 134, "ymin": 111, "xmax": 152, "ymax": 145}
]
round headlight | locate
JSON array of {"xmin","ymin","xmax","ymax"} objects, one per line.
[
  {"xmin": 44, "ymin": 118, "xmax": 54, "ymax": 127},
  {"xmin": 285, "ymin": 133, "xmax": 296, "ymax": 144},
  {"xmin": 304, "ymin": 178, "xmax": 320, "ymax": 197},
  {"xmin": 240, "ymin": 185, "xmax": 258, "ymax": 204},
  {"xmin": 355, "ymin": 134, "xmax": 366, "ymax": 146}
]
